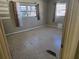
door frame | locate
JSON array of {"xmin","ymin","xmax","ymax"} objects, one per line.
[
  {"xmin": 0, "ymin": 0, "xmax": 79, "ymax": 59},
  {"xmin": 61, "ymin": 0, "xmax": 79, "ymax": 59},
  {"xmin": 0, "ymin": 19, "xmax": 11, "ymax": 59}
]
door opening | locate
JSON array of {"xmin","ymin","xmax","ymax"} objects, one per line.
[{"xmin": 0, "ymin": 0, "xmax": 79, "ymax": 59}]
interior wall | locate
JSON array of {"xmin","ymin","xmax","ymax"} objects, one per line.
[
  {"xmin": 3, "ymin": 0, "xmax": 48, "ymax": 34},
  {"xmin": 75, "ymin": 41, "xmax": 79, "ymax": 59},
  {"xmin": 47, "ymin": 0, "xmax": 55, "ymax": 25}
]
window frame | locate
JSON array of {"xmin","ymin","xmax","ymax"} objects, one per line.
[
  {"xmin": 20, "ymin": 5, "xmax": 37, "ymax": 17},
  {"xmin": 55, "ymin": 3, "xmax": 66, "ymax": 17}
]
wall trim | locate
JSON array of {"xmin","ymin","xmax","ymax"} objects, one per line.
[
  {"xmin": 47, "ymin": 25, "xmax": 63, "ymax": 30},
  {"xmin": 47, "ymin": 25, "xmax": 59, "ymax": 29},
  {"xmin": 47, "ymin": 25, "xmax": 57, "ymax": 28},
  {"xmin": 6, "ymin": 25, "xmax": 43, "ymax": 36}
]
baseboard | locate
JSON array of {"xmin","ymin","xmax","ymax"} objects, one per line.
[
  {"xmin": 47, "ymin": 25, "xmax": 63, "ymax": 30},
  {"xmin": 47, "ymin": 25, "xmax": 57, "ymax": 28},
  {"xmin": 6, "ymin": 25, "xmax": 44, "ymax": 36},
  {"xmin": 47, "ymin": 25, "xmax": 53, "ymax": 27}
]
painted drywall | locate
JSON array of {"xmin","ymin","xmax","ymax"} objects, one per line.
[
  {"xmin": 55, "ymin": 16, "xmax": 65, "ymax": 25},
  {"xmin": 75, "ymin": 41, "xmax": 79, "ymax": 59},
  {"xmin": 47, "ymin": 0, "xmax": 55, "ymax": 25},
  {"xmin": 0, "ymin": 0, "xmax": 7, "ymax": 2},
  {"xmin": 3, "ymin": 0, "xmax": 48, "ymax": 34}
]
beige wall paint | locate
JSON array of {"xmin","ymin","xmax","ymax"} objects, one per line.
[
  {"xmin": 0, "ymin": 43, "xmax": 4, "ymax": 59},
  {"xmin": 3, "ymin": 0, "xmax": 48, "ymax": 34},
  {"xmin": 62, "ymin": 0, "xmax": 79, "ymax": 58},
  {"xmin": 47, "ymin": 0, "xmax": 55, "ymax": 25},
  {"xmin": 0, "ymin": 0, "xmax": 7, "ymax": 2},
  {"xmin": 74, "ymin": 4, "xmax": 79, "ymax": 59},
  {"xmin": 75, "ymin": 41, "xmax": 79, "ymax": 59}
]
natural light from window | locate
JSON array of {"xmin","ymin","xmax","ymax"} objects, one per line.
[
  {"xmin": 20, "ymin": 5, "xmax": 36, "ymax": 17},
  {"xmin": 55, "ymin": 3, "xmax": 66, "ymax": 16}
]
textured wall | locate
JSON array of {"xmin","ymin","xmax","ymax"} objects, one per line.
[{"xmin": 3, "ymin": 0, "xmax": 48, "ymax": 34}]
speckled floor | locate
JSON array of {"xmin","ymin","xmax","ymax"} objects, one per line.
[{"xmin": 7, "ymin": 27, "xmax": 62, "ymax": 59}]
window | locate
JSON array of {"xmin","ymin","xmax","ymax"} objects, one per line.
[
  {"xmin": 20, "ymin": 5, "xmax": 36, "ymax": 17},
  {"xmin": 55, "ymin": 3, "xmax": 66, "ymax": 16}
]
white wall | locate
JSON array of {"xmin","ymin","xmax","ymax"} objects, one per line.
[
  {"xmin": 55, "ymin": 16, "xmax": 65, "ymax": 25},
  {"xmin": 3, "ymin": 0, "xmax": 48, "ymax": 34},
  {"xmin": 47, "ymin": 0, "xmax": 55, "ymax": 25},
  {"xmin": 47, "ymin": 0, "xmax": 54, "ymax": 24}
]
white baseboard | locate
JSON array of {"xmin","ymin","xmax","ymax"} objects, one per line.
[
  {"xmin": 47, "ymin": 25, "xmax": 57, "ymax": 28},
  {"xmin": 48, "ymin": 25, "xmax": 64, "ymax": 31},
  {"xmin": 6, "ymin": 25, "xmax": 43, "ymax": 36},
  {"xmin": 47, "ymin": 25, "xmax": 53, "ymax": 27}
]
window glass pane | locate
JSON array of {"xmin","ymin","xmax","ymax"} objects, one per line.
[
  {"xmin": 27, "ymin": 6, "xmax": 31, "ymax": 11},
  {"xmin": 21, "ymin": 12, "xmax": 27, "ymax": 17},
  {"xmin": 20, "ymin": 6, "xmax": 27, "ymax": 11},
  {"xmin": 19, "ymin": 5, "xmax": 36, "ymax": 17},
  {"xmin": 30, "ymin": 12, "xmax": 36, "ymax": 16},
  {"xmin": 56, "ymin": 3, "xmax": 66, "ymax": 16},
  {"xmin": 31, "ymin": 6, "xmax": 36, "ymax": 11}
]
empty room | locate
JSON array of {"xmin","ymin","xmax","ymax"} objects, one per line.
[{"xmin": 0, "ymin": 0, "xmax": 68, "ymax": 59}]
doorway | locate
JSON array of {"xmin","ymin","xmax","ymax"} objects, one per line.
[
  {"xmin": 54, "ymin": 3, "xmax": 66, "ymax": 29},
  {"xmin": 0, "ymin": 0, "xmax": 70, "ymax": 59}
]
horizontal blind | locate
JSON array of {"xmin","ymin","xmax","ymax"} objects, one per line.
[{"xmin": 0, "ymin": 1, "xmax": 10, "ymax": 20}]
